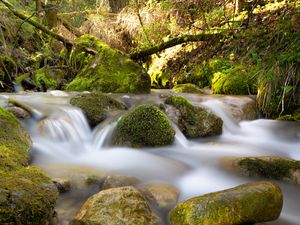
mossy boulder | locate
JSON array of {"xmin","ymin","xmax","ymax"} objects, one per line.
[
  {"xmin": 113, "ymin": 105, "xmax": 175, "ymax": 147},
  {"xmin": 66, "ymin": 35, "xmax": 151, "ymax": 93},
  {"xmin": 70, "ymin": 93, "xmax": 127, "ymax": 127},
  {"xmin": 172, "ymin": 83, "xmax": 204, "ymax": 94},
  {"xmin": 169, "ymin": 181, "xmax": 283, "ymax": 225},
  {"xmin": 165, "ymin": 96, "xmax": 223, "ymax": 138},
  {"xmin": 71, "ymin": 186, "xmax": 161, "ymax": 225},
  {"xmin": 223, "ymin": 156, "xmax": 300, "ymax": 185},
  {"xmin": 0, "ymin": 107, "xmax": 58, "ymax": 225}
]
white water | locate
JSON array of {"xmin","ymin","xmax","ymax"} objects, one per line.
[{"xmin": 1, "ymin": 92, "xmax": 300, "ymax": 225}]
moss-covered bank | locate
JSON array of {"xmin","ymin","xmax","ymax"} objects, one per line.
[
  {"xmin": 66, "ymin": 35, "xmax": 151, "ymax": 93},
  {"xmin": 0, "ymin": 107, "xmax": 58, "ymax": 225}
]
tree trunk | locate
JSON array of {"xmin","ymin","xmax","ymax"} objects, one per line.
[{"xmin": 130, "ymin": 33, "xmax": 223, "ymax": 60}]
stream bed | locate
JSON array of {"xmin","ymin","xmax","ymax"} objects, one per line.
[{"xmin": 1, "ymin": 91, "xmax": 300, "ymax": 225}]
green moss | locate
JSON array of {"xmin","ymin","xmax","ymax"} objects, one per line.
[
  {"xmin": 276, "ymin": 108, "xmax": 300, "ymax": 121},
  {"xmin": 212, "ymin": 64, "xmax": 258, "ymax": 95},
  {"xmin": 66, "ymin": 35, "xmax": 151, "ymax": 93},
  {"xmin": 172, "ymin": 83, "xmax": 204, "ymax": 94},
  {"xmin": 0, "ymin": 107, "xmax": 58, "ymax": 224},
  {"xmin": 169, "ymin": 181, "xmax": 282, "ymax": 225},
  {"xmin": 70, "ymin": 93, "xmax": 127, "ymax": 127},
  {"xmin": 0, "ymin": 167, "xmax": 58, "ymax": 225},
  {"xmin": 165, "ymin": 96, "xmax": 223, "ymax": 138},
  {"xmin": 0, "ymin": 107, "xmax": 31, "ymax": 168},
  {"xmin": 238, "ymin": 158, "xmax": 300, "ymax": 180},
  {"xmin": 113, "ymin": 105, "xmax": 175, "ymax": 147}
]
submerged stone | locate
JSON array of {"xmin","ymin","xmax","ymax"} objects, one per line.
[
  {"xmin": 70, "ymin": 93, "xmax": 127, "ymax": 127},
  {"xmin": 113, "ymin": 105, "xmax": 175, "ymax": 147},
  {"xmin": 101, "ymin": 175, "xmax": 140, "ymax": 190},
  {"xmin": 223, "ymin": 156, "xmax": 300, "ymax": 185},
  {"xmin": 169, "ymin": 181, "xmax": 283, "ymax": 225},
  {"xmin": 165, "ymin": 95, "xmax": 223, "ymax": 138},
  {"xmin": 72, "ymin": 186, "xmax": 161, "ymax": 225},
  {"xmin": 66, "ymin": 34, "xmax": 151, "ymax": 93}
]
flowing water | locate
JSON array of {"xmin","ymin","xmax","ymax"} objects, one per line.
[{"xmin": 1, "ymin": 91, "xmax": 300, "ymax": 225}]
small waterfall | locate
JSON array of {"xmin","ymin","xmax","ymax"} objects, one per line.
[
  {"xmin": 92, "ymin": 122, "xmax": 117, "ymax": 150},
  {"xmin": 201, "ymin": 99, "xmax": 240, "ymax": 133}
]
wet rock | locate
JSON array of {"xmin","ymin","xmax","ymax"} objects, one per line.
[
  {"xmin": 169, "ymin": 181, "xmax": 283, "ymax": 225},
  {"xmin": 6, "ymin": 106, "xmax": 31, "ymax": 119},
  {"xmin": 222, "ymin": 96, "xmax": 258, "ymax": 122},
  {"xmin": 101, "ymin": 175, "xmax": 140, "ymax": 190},
  {"xmin": 66, "ymin": 35, "xmax": 151, "ymax": 93},
  {"xmin": 165, "ymin": 95, "xmax": 223, "ymax": 138},
  {"xmin": 52, "ymin": 178, "xmax": 71, "ymax": 193},
  {"xmin": 172, "ymin": 83, "xmax": 204, "ymax": 94},
  {"xmin": 70, "ymin": 93, "xmax": 127, "ymax": 127},
  {"xmin": 113, "ymin": 105, "xmax": 175, "ymax": 147},
  {"xmin": 222, "ymin": 156, "xmax": 300, "ymax": 185},
  {"xmin": 141, "ymin": 183, "xmax": 179, "ymax": 211},
  {"xmin": 0, "ymin": 107, "xmax": 58, "ymax": 224},
  {"xmin": 71, "ymin": 186, "xmax": 161, "ymax": 225}
]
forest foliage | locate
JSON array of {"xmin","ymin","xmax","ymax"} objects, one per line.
[{"xmin": 0, "ymin": 0, "xmax": 299, "ymax": 118}]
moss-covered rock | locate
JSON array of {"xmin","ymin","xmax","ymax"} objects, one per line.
[
  {"xmin": 223, "ymin": 156, "xmax": 300, "ymax": 185},
  {"xmin": 165, "ymin": 95, "xmax": 223, "ymax": 138},
  {"xmin": 276, "ymin": 108, "xmax": 300, "ymax": 121},
  {"xmin": 169, "ymin": 181, "xmax": 283, "ymax": 225},
  {"xmin": 212, "ymin": 64, "xmax": 258, "ymax": 95},
  {"xmin": 172, "ymin": 83, "xmax": 204, "ymax": 94},
  {"xmin": 72, "ymin": 186, "xmax": 161, "ymax": 225},
  {"xmin": 70, "ymin": 93, "xmax": 127, "ymax": 127},
  {"xmin": 113, "ymin": 105, "xmax": 175, "ymax": 147},
  {"xmin": 66, "ymin": 35, "xmax": 151, "ymax": 93},
  {"xmin": 0, "ymin": 107, "xmax": 58, "ymax": 225}
]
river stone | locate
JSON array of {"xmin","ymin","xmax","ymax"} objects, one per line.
[
  {"xmin": 70, "ymin": 93, "xmax": 127, "ymax": 127},
  {"xmin": 66, "ymin": 34, "xmax": 151, "ymax": 93},
  {"xmin": 6, "ymin": 106, "xmax": 31, "ymax": 119},
  {"xmin": 0, "ymin": 107, "xmax": 58, "ymax": 225},
  {"xmin": 222, "ymin": 156, "xmax": 300, "ymax": 185},
  {"xmin": 101, "ymin": 175, "xmax": 140, "ymax": 190},
  {"xmin": 141, "ymin": 183, "xmax": 179, "ymax": 211},
  {"xmin": 113, "ymin": 105, "xmax": 175, "ymax": 147},
  {"xmin": 172, "ymin": 83, "xmax": 204, "ymax": 94},
  {"xmin": 52, "ymin": 178, "xmax": 71, "ymax": 193},
  {"xmin": 165, "ymin": 95, "xmax": 223, "ymax": 138},
  {"xmin": 71, "ymin": 186, "xmax": 161, "ymax": 225},
  {"xmin": 169, "ymin": 181, "xmax": 283, "ymax": 225}
]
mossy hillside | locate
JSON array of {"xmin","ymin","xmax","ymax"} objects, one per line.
[
  {"xmin": 238, "ymin": 157, "xmax": 300, "ymax": 180},
  {"xmin": 169, "ymin": 181, "xmax": 283, "ymax": 225},
  {"xmin": 113, "ymin": 105, "xmax": 175, "ymax": 147},
  {"xmin": 172, "ymin": 83, "xmax": 204, "ymax": 94},
  {"xmin": 165, "ymin": 95, "xmax": 223, "ymax": 138},
  {"xmin": 66, "ymin": 35, "xmax": 151, "ymax": 93},
  {"xmin": 70, "ymin": 93, "xmax": 127, "ymax": 127},
  {"xmin": 0, "ymin": 167, "xmax": 58, "ymax": 225}
]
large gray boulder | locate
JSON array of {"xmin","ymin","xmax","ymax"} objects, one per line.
[
  {"xmin": 169, "ymin": 181, "xmax": 283, "ymax": 225},
  {"xmin": 71, "ymin": 186, "xmax": 161, "ymax": 225}
]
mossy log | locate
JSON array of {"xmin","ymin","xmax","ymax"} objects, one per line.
[{"xmin": 130, "ymin": 33, "xmax": 223, "ymax": 60}]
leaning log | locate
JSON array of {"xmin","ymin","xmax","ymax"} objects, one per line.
[{"xmin": 130, "ymin": 33, "xmax": 223, "ymax": 60}]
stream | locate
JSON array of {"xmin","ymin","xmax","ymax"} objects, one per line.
[{"xmin": 1, "ymin": 91, "xmax": 300, "ymax": 225}]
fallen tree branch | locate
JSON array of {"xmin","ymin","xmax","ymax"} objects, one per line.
[{"xmin": 130, "ymin": 33, "xmax": 223, "ymax": 60}]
